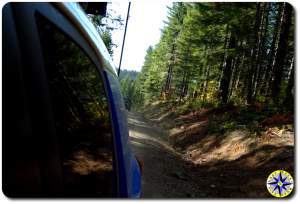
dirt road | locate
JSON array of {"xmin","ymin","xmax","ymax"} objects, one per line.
[
  {"xmin": 128, "ymin": 111, "xmax": 295, "ymax": 198},
  {"xmin": 128, "ymin": 112, "xmax": 203, "ymax": 198}
]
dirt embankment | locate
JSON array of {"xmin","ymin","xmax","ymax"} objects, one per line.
[{"xmin": 135, "ymin": 102, "xmax": 294, "ymax": 198}]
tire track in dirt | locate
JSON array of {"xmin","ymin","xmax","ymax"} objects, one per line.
[{"xmin": 128, "ymin": 111, "xmax": 203, "ymax": 198}]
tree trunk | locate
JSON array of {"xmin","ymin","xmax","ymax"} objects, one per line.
[
  {"xmin": 256, "ymin": 4, "xmax": 271, "ymax": 96},
  {"xmin": 283, "ymin": 57, "xmax": 294, "ymax": 108},
  {"xmin": 163, "ymin": 43, "xmax": 176, "ymax": 97},
  {"xmin": 219, "ymin": 33, "xmax": 236, "ymax": 104},
  {"xmin": 217, "ymin": 24, "xmax": 229, "ymax": 90},
  {"xmin": 179, "ymin": 69, "xmax": 187, "ymax": 102},
  {"xmin": 202, "ymin": 65, "xmax": 210, "ymax": 103},
  {"xmin": 246, "ymin": 3, "xmax": 262, "ymax": 103},
  {"xmin": 263, "ymin": 3, "xmax": 284, "ymax": 97},
  {"xmin": 271, "ymin": 3, "xmax": 293, "ymax": 102},
  {"xmin": 228, "ymin": 50, "xmax": 242, "ymax": 100},
  {"xmin": 254, "ymin": 3, "xmax": 270, "ymax": 97}
]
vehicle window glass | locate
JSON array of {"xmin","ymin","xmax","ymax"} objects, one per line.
[{"xmin": 36, "ymin": 15, "xmax": 113, "ymax": 197}]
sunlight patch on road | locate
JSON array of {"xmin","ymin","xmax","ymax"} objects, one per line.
[
  {"xmin": 130, "ymin": 140, "xmax": 146, "ymax": 147},
  {"xmin": 129, "ymin": 129, "xmax": 179, "ymax": 155},
  {"xmin": 128, "ymin": 117, "xmax": 147, "ymax": 126}
]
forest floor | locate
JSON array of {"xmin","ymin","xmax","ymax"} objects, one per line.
[{"xmin": 128, "ymin": 102, "xmax": 294, "ymax": 198}]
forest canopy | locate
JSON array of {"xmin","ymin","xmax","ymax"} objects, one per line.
[{"xmin": 123, "ymin": 2, "xmax": 294, "ymax": 114}]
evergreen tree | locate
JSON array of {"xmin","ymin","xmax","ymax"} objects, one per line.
[{"xmin": 133, "ymin": 2, "xmax": 294, "ymax": 113}]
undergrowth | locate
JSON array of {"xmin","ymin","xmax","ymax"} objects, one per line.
[{"xmin": 143, "ymin": 99, "xmax": 294, "ymax": 137}]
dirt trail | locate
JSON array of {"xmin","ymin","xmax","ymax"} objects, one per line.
[
  {"xmin": 128, "ymin": 111, "xmax": 294, "ymax": 198},
  {"xmin": 128, "ymin": 112, "xmax": 203, "ymax": 198}
]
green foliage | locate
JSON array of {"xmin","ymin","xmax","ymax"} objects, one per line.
[
  {"xmin": 100, "ymin": 29, "xmax": 114, "ymax": 56},
  {"xmin": 133, "ymin": 2, "xmax": 294, "ymax": 119},
  {"xmin": 119, "ymin": 70, "xmax": 139, "ymax": 80},
  {"xmin": 119, "ymin": 70, "xmax": 139, "ymax": 110},
  {"xmin": 174, "ymin": 99, "xmax": 216, "ymax": 115},
  {"xmin": 223, "ymin": 121, "xmax": 237, "ymax": 130},
  {"xmin": 87, "ymin": 7, "xmax": 123, "ymax": 57}
]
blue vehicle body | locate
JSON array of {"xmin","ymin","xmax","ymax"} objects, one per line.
[
  {"xmin": 2, "ymin": 2, "xmax": 141, "ymax": 198},
  {"xmin": 104, "ymin": 71, "xmax": 141, "ymax": 198}
]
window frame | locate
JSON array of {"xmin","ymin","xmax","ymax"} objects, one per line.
[{"xmin": 10, "ymin": 2, "xmax": 119, "ymax": 197}]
